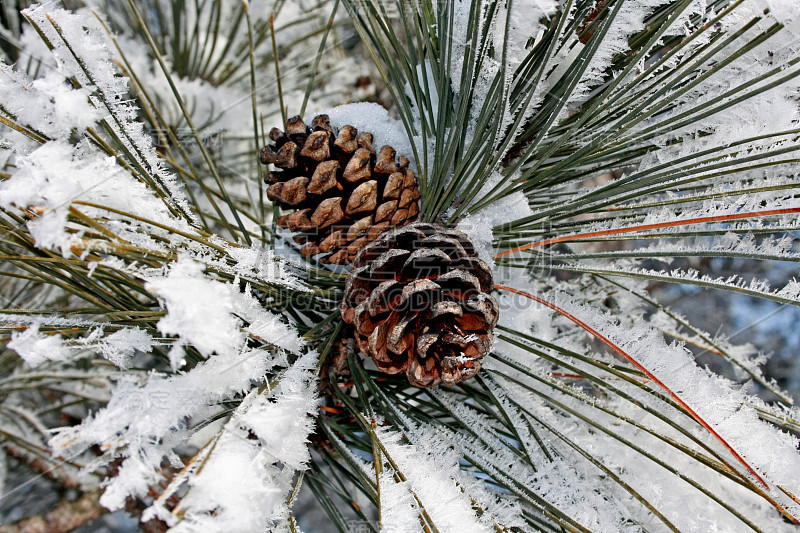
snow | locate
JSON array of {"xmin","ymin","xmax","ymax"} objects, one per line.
[
  {"xmin": 663, "ymin": 0, "xmax": 709, "ymax": 37},
  {"xmin": 171, "ymin": 429, "xmax": 287, "ymax": 532},
  {"xmin": 144, "ymin": 255, "xmax": 303, "ymax": 368},
  {"xmin": 373, "ymin": 425, "xmax": 494, "ymax": 533},
  {"xmin": 6, "ymin": 320, "xmax": 152, "ymax": 370},
  {"xmin": 543, "ymin": 290, "xmax": 800, "ymax": 500},
  {"xmin": 49, "ymin": 340, "xmax": 309, "ymax": 514},
  {"xmin": 761, "ymin": 0, "xmax": 800, "ymax": 24},
  {"xmin": 95, "ymin": 328, "xmax": 154, "ymax": 370},
  {"xmin": 489, "ymin": 328, "xmax": 799, "ymax": 531},
  {"xmin": 428, "ymin": 385, "xmax": 636, "ymax": 532},
  {"xmin": 457, "ymin": 178, "xmax": 533, "ymax": 269},
  {"xmin": 372, "ymin": 399, "xmax": 526, "ymax": 530},
  {"xmin": 569, "ymin": 0, "xmax": 665, "ymax": 104},
  {"xmin": 2, "ymin": 0, "xmax": 800, "ymax": 530},
  {"xmin": 166, "ymin": 350, "xmax": 319, "ymax": 532},
  {"xmin": 114, "ymin": 34, "xmax": 246, "ymax": 130},
  {"xmin": 322, "ymin": 102, "xmax": 414, "ymax": 164},
  {"xmin": 146, "ymin": 257, "xmax": 245, "ymax": 366},
  {"xmin": 0, "ymin": 139, "xmax": 186, "ymax": 255},
  {"xmin": 46, "ymin": 255, "xmax": 306, "ymax": 520},
  {"xmin": 18, "ymin": 3, "xmax": 196, "ymax": 222},
  {"xmin": 8, "ymin": 324, "xmax": 69, "ymax": 367},
  {"xmin": 378, "ymin": 470, "xmax": 421, "ymax": 533},
  {"xmin": 0, "ymin": 64, "xmax": 102, "ymax": 139}
]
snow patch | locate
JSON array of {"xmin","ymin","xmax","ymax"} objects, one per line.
[
  {"xmin": 9, "ymin": 324, "xmax": 69, "ymax": 367},
  {"xmin": 321, "ymin": 102, "xmax": 413, "ymax": 163}
]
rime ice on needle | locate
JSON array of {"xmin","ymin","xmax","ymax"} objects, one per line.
[
  {"xmin": 3, "ymin": 0, "xmax": 800, "ymax": 531},
  {"xmin": 1, "ymin": 5, "xmax": 318, "ymax": 527}
]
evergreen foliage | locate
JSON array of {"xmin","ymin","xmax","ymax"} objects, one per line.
[{"xmin": 1, "ymin": 1, "xmax": 800, "ymax": 530}]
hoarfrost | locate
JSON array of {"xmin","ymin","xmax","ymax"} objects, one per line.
[
  {"xmin": 168, "ymin": 351, "xmax": 319, "ymax": 532},
  {"xmin": 145, "ymin": 256, "xmax": 302, "ymax": 369},
  {"xmin": 378, "ymin": 470, "xmax": 421, "ymax": 533},
  {"xmin": 146, "ymin": 257, "xmax": 245, "ymax": 365},
  {"xmin": 570, "ymin": 0, "xmax": 665, "ymax": 104},
  {"xmin": 49, "ymin": 341, "xmax": 307, "ymax": 513},
  {"xmin": 0, "ymin": 140, "xmax": 184, "ymax": 255},
  {"xmin": 95, "ymin": 327, "xmax": 155, "ymax": 370},
  {"xmin": 20, "ymin": 3, "xmax": 196, "ymax": 221},
  {"xmin": 43, "ymin": 239, "xmax": 307, "ymax": 518},
  {"xmin": 374, "ymin": 426, "xmax": 493, "ymax": 533},
  {"xmin": 546, "ymin": 290, "xmax": 800, "ymax": 499},
  {"xmin": 8, "ymin": 324, "xmax": 69, "ymax": 367},
  {"xmin": 0, "ymin": 64, "xmax": 102, "ymax": 139},
  {"xmin": 429, "ymin": 386, "xmax": 635, "ymax": 532},
  {"xmin": 2, "ymin": 0, "xmax": 800, "ymax": 530}
]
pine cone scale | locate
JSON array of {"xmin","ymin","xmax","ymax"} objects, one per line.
[
  {"xmin": 259, "ymin": 114, "xmax": 421, "ymax": 265},
  {"xmin": 262, "ymin": 117, "xmax": 496, "ymax": 388},
  {"xmin": 387, "ymin": 318, "xmax": 415, "ymax": 354},
  {"xmin": 346, "ymin": 181, "xmax": 378, "ymax": 214},
  {"xmin": 307, "ymin": 160, "xmax": 339, "ymax": 194},
  {"xmin": 342, "ymin": 222, "xmax": 499, "ymax": 388}
]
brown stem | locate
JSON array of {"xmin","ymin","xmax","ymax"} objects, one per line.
[{"xmin": 0, "ymin": 491, "xmax": 106, "ymax": 533}]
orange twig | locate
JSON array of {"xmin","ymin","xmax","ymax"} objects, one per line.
[
  {"xmin": 494, "ymin": 284, "xmax": 775, "ymax": 493},
  {"xmin": 495, "ymin": 285, "xmax": 800, "ymax": 523},
  {"xmin": 495, "ymin": 208, "xmax": 800, "ymax": 258},
  {"xmin": 549, "ymin": 372, "xmax": 587, "ymax": 379},
  {"xmin": 778, "ymin": 485, "xmax": 800, "ymax": 507}
]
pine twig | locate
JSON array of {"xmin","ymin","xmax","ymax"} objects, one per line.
[{"xmin": 0, "ymin": 491, "xmax": 105, "ymax": 533}]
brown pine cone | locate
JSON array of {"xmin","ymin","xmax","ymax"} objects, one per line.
[
  {"xmin": 341, "ymin": 222, "xmax": 499, "ymax": 387},
  {"xmin": 260, "ymin": 114, "xmax": 421, "ymax": 265}
]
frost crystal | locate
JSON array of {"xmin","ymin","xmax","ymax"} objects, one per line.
[
  {"xmin": 3, "ymin": 0, "xmax": 800, "ymax": 531},
  {"xmin": 8, "ymin": 324, "xmax": 69, "ymax": 367}
]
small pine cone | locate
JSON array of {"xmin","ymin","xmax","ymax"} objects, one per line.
[
  {"xmin": 260, "ymin": 114, "xmax": 421, "ymax": 265},
  {"xmin": 341, "ymin": 222, "xmax": 499, "ymax": 388}
]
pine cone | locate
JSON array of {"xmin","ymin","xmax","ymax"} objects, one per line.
[
  {"xmin": 341, "ymin": 222, "xmax": 499, "ymax": 387},
  {"xmin": 260, "ymin": 115, "xmax": 421, "ymax": 265}
]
